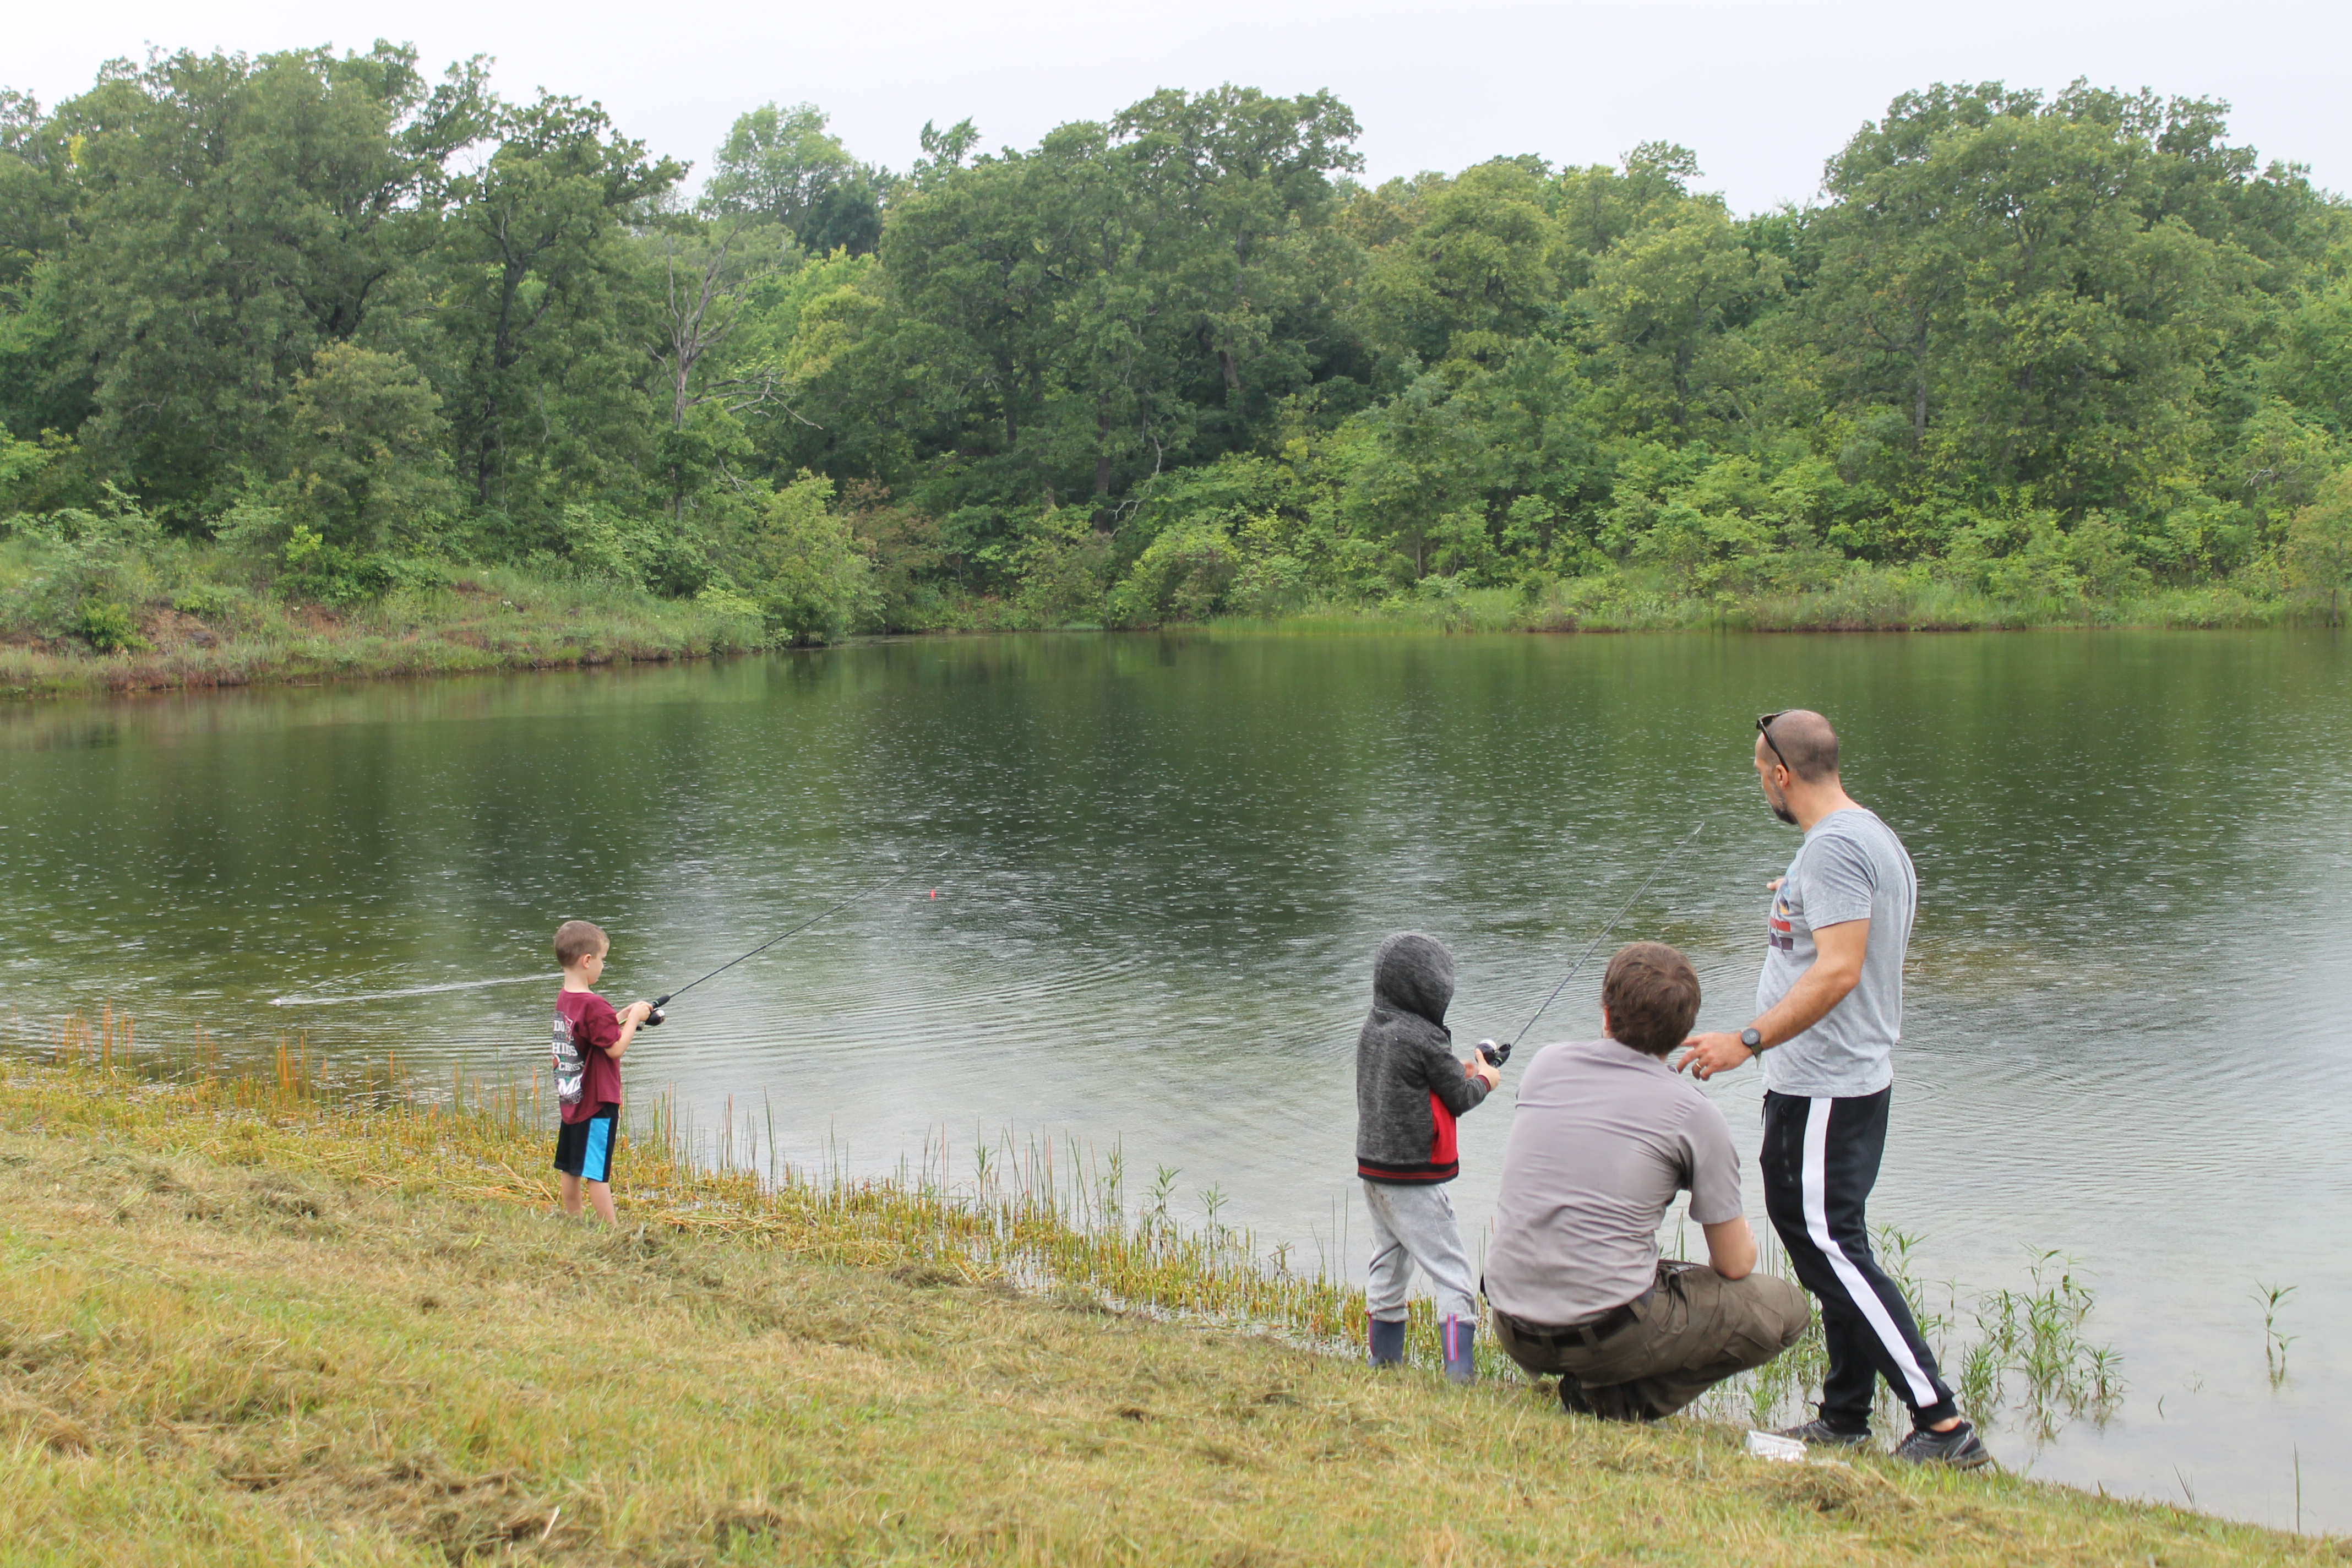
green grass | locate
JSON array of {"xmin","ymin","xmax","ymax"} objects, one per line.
[
  {"xmin": 0, "ymin": 567, "xmax": 764, "ymax": 700},
  {"xmin": 1194, "ymin": 571, "xmax": 2297, "ymax": 637},
  {"xmin": 0, "ymin": 1023, "xmax": 2333, "ymax": 1565},
  {"xmin": 0, "ymin": 544, "xmax": 2320, "ymax": 706}
]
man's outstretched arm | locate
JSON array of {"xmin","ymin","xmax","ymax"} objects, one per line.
[{"xmin": 1678, "ymin": 917, "xmax": 1869, "ymax": 1080}]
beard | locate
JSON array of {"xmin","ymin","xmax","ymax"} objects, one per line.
[{"xmin": 1763, "ymin": 785, "xmax": 1798, "ymax": 826}]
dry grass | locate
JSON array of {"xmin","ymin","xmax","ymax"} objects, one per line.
[{"xmin": 0, "ymin": 1038, "xmax": 2335, "ymax": 1566}]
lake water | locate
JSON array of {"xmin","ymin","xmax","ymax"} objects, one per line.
[{"xmin": 2, "ymin": 630, "xmax": 2346, "ymax": 1531}]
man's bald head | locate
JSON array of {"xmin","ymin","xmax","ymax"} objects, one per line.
[{"xmin": 1761, "ymin": 710, "xmax": 1839, "ymax": 782}]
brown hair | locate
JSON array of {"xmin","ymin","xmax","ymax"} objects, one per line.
[
  {"xmin": 1762, "ymin": 709, "xmax": 1839, "ymax": 782},
  {"xmin": 554, "ymin": 920, "xmax": 608, "ymax": 967},
  {"xmin": 1602, "ymin": 942, "xmax": 1702, "ymax": 1057}
]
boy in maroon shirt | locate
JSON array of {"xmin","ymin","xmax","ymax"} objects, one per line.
[{"xmin": 552, "ymin": 919, "xmax": 654, "ymax": 1224}]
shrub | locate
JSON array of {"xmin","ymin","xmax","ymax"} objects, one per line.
[
  {"xmin": 556, "ymin": 505, "xmax": 663, "ymax": 589},
  {"xmin": 0, "ymin": 488, "xmax": 170, "ymax": 641},
  {"xmin": 168, "ymin": 583, "xmax": 255, "ymax": 624},
  {"xmin": 745, "ymin": 472, "xmax": 876, "ymax": 645},
  {"xmin": 1107, "ymin": 522, "xmax": 1240, "ymax": 624},
  {"xmin": 73, "ymin": 598, "xmax": 149, "ymax": 652},
  {"xmin": 2287, "ymin": 467, "xmax": 2352, "ymax": 624},
  {"xmin": 1011, "ymin": 510, "xmax": 1112, "ymax": 626},
  {"xmin": 271, "ymin": 344, "xmax": 458, "ymax": 551},
  {"xmin": 279, "ymin": 525, "xmax": 447, "ymax": 607}
]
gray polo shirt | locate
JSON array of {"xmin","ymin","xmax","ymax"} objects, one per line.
[
  {"xmin": 1756, "ymin": 806, "xmax": 1917, "ymax": 1098},
  {"xmin": 1483, "ymin": 1038, "xmax": 1744, "ymax": 1326}
]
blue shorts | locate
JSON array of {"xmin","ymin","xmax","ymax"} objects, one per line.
[{"xmin": 553, "ymin": 1104, "xmax": 619, "ymax": 1184}]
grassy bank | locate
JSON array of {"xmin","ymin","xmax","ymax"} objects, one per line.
[
  {"xmin": 1197, "ymin": 572, "xmax": 2299, "ymax": 636},
  {"xmin": 0, "ymin": 567, "xmax": 765, "ymax": 700},
  {"xmin": 2, "ymin": 553, "xmax": 2323, "ymax": 705},
  {"xmin": 0, "ymin": 1032, "xmax": 2329, "ymax": 1565}
]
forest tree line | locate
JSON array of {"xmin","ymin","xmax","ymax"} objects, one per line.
[{"xmin": 4, "ymin": 43, "xmax": 2352, "ymax": 647}]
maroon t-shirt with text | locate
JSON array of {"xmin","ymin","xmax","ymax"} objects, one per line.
[{"xmin": 555, "ymin": 989, "xmax": 623, "ymax": 1124}]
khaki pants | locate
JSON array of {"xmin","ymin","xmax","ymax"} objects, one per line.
[{"xmin": 1492, "ymin": 1261, "xmax": 1810, "ymax": 1421}]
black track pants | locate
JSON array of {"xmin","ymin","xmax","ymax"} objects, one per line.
[{"xmin": 1759, "ymin": 1087, "xmax": 1957, "ymax": 1429}]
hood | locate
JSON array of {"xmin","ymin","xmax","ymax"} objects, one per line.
[{"xmin": 1371, "ymin": 932, "xmax": 1453, "ymax": 1028}]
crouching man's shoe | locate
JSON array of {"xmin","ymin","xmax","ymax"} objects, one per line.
[{"xmin": 1776, "ymin": 1417, "xmax": 1871, "ymax": 1449}]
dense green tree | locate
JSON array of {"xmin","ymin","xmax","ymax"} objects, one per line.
[
  {"xmin": 1584, "ymin": 200, "xmax": 1783, "ymax": 434},
  {"xmin": 701, "ymin": 103, "xmax": 889, "ymax": 255},
  {"xmin": 2269, "ymin": 265, "xmax": 2352, "ymax": 433},
  {"xmin": 1553, "ymin": 143, "xmax": 1702, "ymax": 279},
  {"xmin": 1355, "ymin": 159, "xmax": 1562, "ymax": 372},
  {"xmin": 48, "ymin": 46, "xmax": 487, "ymax": 520},
  {"xmin": 862, "ymin": 87, "xmax": 1362, "ymax": 527},
  {"xmin": 429, "ymin": 93, "xmax": 683, "ymax": 529},
  {"xmin": 4, "ymin": 51, "xmax": 2351, "ymax": 635},
  {"xmin": 0, "ymin": 89, "xmax": 88, "ymax": 437},
  {"xmin": 1112, "ymin": 86, "xmax": 1365, "ymax": 444},
  {"xmin": 1803, "ymin": 83, "xmax": 2316, "ymax": 521}
]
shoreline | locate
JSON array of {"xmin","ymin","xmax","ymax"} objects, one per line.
[
  {"xmin": 0, "ymin": 565, "xmax": 767, "ymax": 704},
  {"xmin": 0, "ymin": 1037, "xmax": 2332, "ymax": 1561},
  {"xmin": 0, "ymin": 586, "xmax": 2327, "ymax": 707}
]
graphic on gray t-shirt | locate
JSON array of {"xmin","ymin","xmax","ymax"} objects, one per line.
[
  {"xmin": 1484, "ymin": 1039, "xmax": 1744, "ymax": 1326},
  {"xmin": 1756, "ymin": 807, "xmax": 1917, "ymax": 1098}
]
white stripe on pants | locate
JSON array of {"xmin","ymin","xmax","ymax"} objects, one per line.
[
  {"xmin": 1362, "ymin": 1179, "xmax": 1476, "ymax": 1323},
  {"xmin": 1800, "ymin": 1097, "xmax": 1940, "ymax": 1407}
]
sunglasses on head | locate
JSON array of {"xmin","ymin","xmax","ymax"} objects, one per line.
[{"xmin": 1756, "ymin": 711, "xmax": 1792, "ymax": 771}]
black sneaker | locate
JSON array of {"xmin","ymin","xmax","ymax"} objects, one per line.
[
  {"xmin": 1776, "ymin": 1417, "xmax": 1870, "ymax": 1449},
  {"xmin": 1556, "ymin": 1376, "xmax": 1595, "ymax": 1417},
  {"xmin": 1892, "ymin": 1421, "xmax": 1992, "ymax": 1469}
]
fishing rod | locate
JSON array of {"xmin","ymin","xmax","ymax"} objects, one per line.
[
  {"xmin": 1477, "ymin": 822, "xmax": 1703, "ymax": 1068},
  {"xmin": 639, "ymin": 859, "xmax": 941, "ymax": 1026}
]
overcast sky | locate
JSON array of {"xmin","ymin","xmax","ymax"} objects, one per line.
[{"xmin": 11, "ymin": 0, "xmax": 2348, "ymax": 213}]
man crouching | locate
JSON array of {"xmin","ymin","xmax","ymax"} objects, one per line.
[{"xmin": 1485, "ymin": 942, "xmax": 1809, "ymax": 1420}]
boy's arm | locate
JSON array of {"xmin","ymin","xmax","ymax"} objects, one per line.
[
  {"xmin": 1424, "ymin": 1035, "xmax": 1495, "ymax": 1113},
  {"xmin": 606, "ymin": 1000, "xmax": 653, "ymax": 1060}
]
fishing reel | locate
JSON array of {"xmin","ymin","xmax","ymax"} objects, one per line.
[
  {"xmin": 638, "ymin": 994, "xmax": 670, "ymax": 1028},
  {"xmin": 1477, "ymin": 1038, "xmax": 1512, "ymax": 1068}
]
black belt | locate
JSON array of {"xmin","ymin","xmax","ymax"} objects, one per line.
[{"xmin": 1496, "ymin": 1286, "xmax": 1655, "ymax": 1348}]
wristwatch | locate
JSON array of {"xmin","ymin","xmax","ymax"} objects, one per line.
[{"xmin": 1739, "ymin": 1027, "xmax": 1765, "ymax": 1055}]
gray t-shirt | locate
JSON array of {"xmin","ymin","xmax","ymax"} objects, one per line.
[
  {"xmin": 1484, "ymin": 1038, "xmax": 1744, "ymax": 1326},
  {"xmin": 1756, "ymin": 806, "xmax": 1917, "ymax": 1098}
]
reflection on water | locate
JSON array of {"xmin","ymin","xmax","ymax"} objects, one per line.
[{"xmin": 2, "ymin": 630, "xmax": 2346, "ymax": 1530}]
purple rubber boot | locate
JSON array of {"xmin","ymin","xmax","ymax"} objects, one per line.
[{"xmin": 1442, "ymin": 1315, "xmax": 1477, "ymax": 1384}]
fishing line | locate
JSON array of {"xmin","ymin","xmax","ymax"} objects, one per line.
[
  {"xmin": 1484, "ymin": 821, "xmax": 1703, "ymax": 1063},
  {"xmin": 5, "ymin": 860, "xmax": 949, "ymax": 1050},
  {"xmin": 643, "ymin": 857, "xmax": 946, "ymax": 1024},
  {"xmin": 269, "ymin": 975, "xmax": 543, "ymax": 1008}
]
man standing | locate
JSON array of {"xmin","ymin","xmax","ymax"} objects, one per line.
[
  {"xmin": 1678, "ymin": 709, "xmax": 1989, "ymax": 1467},
  {"xmin": 1487, "ymin": 942, "xmax": 1810, "ymax": 1420}
]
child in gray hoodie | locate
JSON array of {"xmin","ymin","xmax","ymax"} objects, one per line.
[{"xmin": 1354, "ymin": 932, "xmax": 1500, "ymax": 1382}]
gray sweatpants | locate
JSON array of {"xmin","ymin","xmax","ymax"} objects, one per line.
[{"xmin": 1362, "ymin": 1179, "xmax": 1477, "ymax": 1323}]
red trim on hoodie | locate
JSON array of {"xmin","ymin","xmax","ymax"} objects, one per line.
[
  {"xmin": 1357, "ymin": 1091, "xmax": 1464, "ymax": 1183},
  {"xmin": 1427, "ymin": 1088, "xmax": 1458, "ymax": 1168}
]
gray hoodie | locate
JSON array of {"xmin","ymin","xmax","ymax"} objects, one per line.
[{"xmin": 1355, "ymin": 933, "xmax": 1490, "ymax": 1184}]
